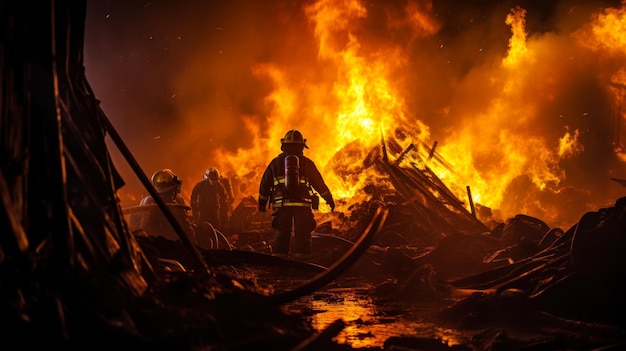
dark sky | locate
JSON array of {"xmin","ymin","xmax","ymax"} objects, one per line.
[{"xmin": 84, "ymin": 0, "xmax": 626, "ymax": 228}]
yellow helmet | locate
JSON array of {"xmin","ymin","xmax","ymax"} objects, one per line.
[
  {"xmin": 203, "ymin": 167, "xmax": 221, "ymax": 180},
  {"xmin": 151, "ymin": 169, "xmax": 182, "ymax": 193},
  {"xmin": 281, "ymin": 129, "xmax": 308, "ymax": 149}
]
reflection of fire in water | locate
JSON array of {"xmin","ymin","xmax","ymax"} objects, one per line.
[{"xmin": 296, "ymin": 290, "xmax": 465, "ymax": 349}]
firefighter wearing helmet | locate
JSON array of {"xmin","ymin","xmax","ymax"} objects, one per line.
[
  {"xmin": 207, "ymin": 167, "xmax": 236, "ymax": 224},
  {"xmin": 191, "ymin": 167, "xmax": 229, "ymax": 232},
  {"xmin": 133, "ymin": 169, "xmax": 194, "ymax": 242},
  {"xmin": 150, "ymin": 169, "xmax": 183, "ymax": 194},
  {"xmin": 204, "ymin": 167, "xmax": 220, "ymax": 181},
  {"xmin": 258, "ymin": 129, "xmax": 335, "ymax": 259}
]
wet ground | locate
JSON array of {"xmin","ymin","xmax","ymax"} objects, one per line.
[
  {"xmin": 128, "ymin": 198, "xmax": 626, "ymax": 350},
  {"xmin": 284, "ymin": 283, "xmax": 465, "ymax": 349},
  {"xmin": 209, "ymin": 253, "xmax": 469, "ymax": 349}
]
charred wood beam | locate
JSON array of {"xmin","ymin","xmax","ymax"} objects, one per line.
[
  {"xmin": 381, "ymin": 129, "xmax": 389, "ymax": 163},
  {"xmin": 415, "ymin": 164, "xmax": 489, "ymax": 233},
  {"xmin": 427, "ymin": 140, "xmax": 438, "ymax": 161},
  {"xmin": 394, "ymin": 143, "xmax": 415, "ymax": 165},
  {"xmin": 419, "ymin": 165, "xmax": 465, "ymax": 207},
  {"xmin": 395, "ymin": 158, "xmax": 488, "ymax": 233},
  {"xmin": 467, "ymin": 185, "xmax": 476, "ymax": 217},
  {"xmin": 386, "ymin": 167, "xmax": 454, "ymax": 234},
  {"xmin": 405, "ymin": 163, "xmax": 458, "ymax": 207},
  {"xmin": 420, "ymin": 141, "xmax": 457, "ymax": 174},
  {"xmin": 379, "ymin": 159, "xmax": 463, "ymax": 235}
]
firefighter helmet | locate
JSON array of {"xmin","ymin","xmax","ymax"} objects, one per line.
[
  {"xmin": 281, "ymin": 129, "xmax": 308, "ymax": 149},
  {"xmin": 203, "ymin": 167, "xmax": 221, "ymax": 180},
  {"xmin": 151, "ymin": 169, "xmax": 182, "ymax": 193}
]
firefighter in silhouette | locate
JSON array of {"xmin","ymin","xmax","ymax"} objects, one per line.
[
  {"xmin": 258, "ymin": 129, "xmax": 335, "ymax": 259},
  {"xmin": 217, "ymin": 168, "xmax": 235, "ymax": 227},
  {"xmin": 190, "ymin": 167, "xmax": 229, "ymax": 231},
  {"xmin": 132, "ymin": 169, "xmax": 194, "ymax": 242}
]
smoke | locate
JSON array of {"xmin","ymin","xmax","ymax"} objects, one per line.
[{"xmin": 85, "ymin": 0, "xmax": 626, "ymax": 229}]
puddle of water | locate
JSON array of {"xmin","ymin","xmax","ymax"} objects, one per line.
[
  {"xmin": 222, "ymin": 258, "xmax": 473, "ymax": 349},
  {"xmin": 285, "ymin": 286, "xmax": 470, "ymax": 349}
]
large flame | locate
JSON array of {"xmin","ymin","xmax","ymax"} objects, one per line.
[
  {"xmin": 435, "ymin": 5, "xmax": 569, "ymax": 220},
  {"xmin": 195, "ymin": 0, "xmax": 435, "ymax": 206},
  {"xmin": 88, "ymin": 0, "xmax": 626, "ymax": 229}
]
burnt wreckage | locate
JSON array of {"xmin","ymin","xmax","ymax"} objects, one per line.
[{"xmin": 2, "ymin": 1, "xmax": 626, "ymax": 350}]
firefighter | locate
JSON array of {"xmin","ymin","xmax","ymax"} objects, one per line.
[
  {"xmin": 134, "ymin": 169, "xmax": 194, "ymax": 242},
  {"xmin": 140, "ymin": 169, "xmax": 187, "ymax": 206},
  {"xmin": 217, "ymin": 169, "xmax": 235, "ymax": 226},
  {"xmin": 190, "ymin": 167, "xmax": 229, "ymax": 231},
  {"xmin": 258, "ymin": 129, "xmax": 335, "ymax": 259}
]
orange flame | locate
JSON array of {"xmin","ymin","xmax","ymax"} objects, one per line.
[
  {"xmin": 575, "ymin": 1, "xmax": 626, "ymax": 163},
  {"xmin": 205, "ymin": 0, "xmax": 436, "ymax": 207},
  {"xmin": 432, "ymin": 5, "xmax": 570, "ymax": 219},
  {"xmin": 575, "ymin": 1, "xmax": 626, "ymax": 55},
  {"xmin": 503, "ymin": 6, "xmax": 534, "ymax": 68},
  {"xmin": 108, "ymin": 0, "xmax": 626, "ymax": 230}
]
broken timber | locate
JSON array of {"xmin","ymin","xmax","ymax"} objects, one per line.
[{"xmin": 378, "ymin": 136, "xmax": 489, "ymax": 237}]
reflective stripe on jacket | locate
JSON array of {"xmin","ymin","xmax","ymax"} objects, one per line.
[{"xmin": 259, "ymin": 152, "xmax": 331, "ymax": 209}]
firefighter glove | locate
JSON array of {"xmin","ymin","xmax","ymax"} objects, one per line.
[{"xmin": 327, "ymin": 197, "xmax": 335, "ymax": 212}]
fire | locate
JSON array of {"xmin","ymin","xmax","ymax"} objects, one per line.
[
  {"xmin": 502, "ymin": 6, "xmax": 534, "ymax": 68},
  {"xmin": 575, "ymin": 1, "xmax": 626, "ymax": 55},
  {"xmin": 432, "ymin": 5, "xmax": 569, "ymax": 219},
  {"xmin": 575, "ymin": 1, "xmax": 626, "ymax": 162},
  {"xmin": 558, "ymin": 127, "xmax": 583, "ymax": 159},
  {"xmin": 301, "ymin": 0, "xmax": 433, "ymax": 201},
  {"xmin": 211, "ymin": 0, "xmax": 436, "ymax": 204},
  {"xmin": 105, "ymin": 0, "xmax": 626, "ymax": 229}
]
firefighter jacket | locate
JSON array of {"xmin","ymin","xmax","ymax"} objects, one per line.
[
  {"xmin": 190, "ymin": 179, "xmax": 229, "ymax": 226},
  {"xmin": 133, "ymin": 191, "xmax": 192, "ymax": 241},
  {"xmin": 258, "ymin": 152, "xmax": 332, "ymax": 209}
]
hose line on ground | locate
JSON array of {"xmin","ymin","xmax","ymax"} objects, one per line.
[{"xmin": 267, "ymin": 206, "xmax": 389, "ymax": 305}]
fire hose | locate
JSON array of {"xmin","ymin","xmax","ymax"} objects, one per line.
[{"xmin": 267, "ymin": 206, "xmax": 389, "ymax": 305}]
